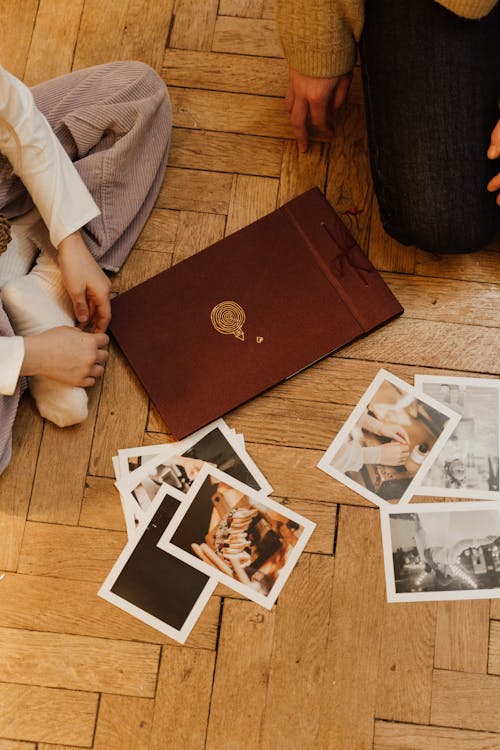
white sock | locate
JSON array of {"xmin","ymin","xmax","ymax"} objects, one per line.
[
  {"xmin": 1, "ymin": 251, "xmax": 88, "ymax": 427},
  {"xmin": 0, "ymin": 208, "xmax": 40, "ymax": 289}
]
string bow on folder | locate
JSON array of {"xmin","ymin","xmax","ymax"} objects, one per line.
[{"xmin": 320, "ymin": 217, "xmax": 373, "ymax": 286}]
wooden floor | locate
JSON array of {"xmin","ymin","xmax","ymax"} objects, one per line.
[{"xmin": 1, "ymin": 1, "xmax": 500, "ymax": 748}]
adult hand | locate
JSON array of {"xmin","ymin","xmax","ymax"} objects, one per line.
[
  {"xmin": 378, "ymin": 423, "xmax": 410, "ymax": 445},
  {"xmin": 487, "ymin": 118, "xmax": 500, "ymax": 205},
  {"xmin": 57, "ymin": 230, "xmax": 111, "ymax": 332},
  {"xmin": 21, "ymin": 326, "xmax": 109, "ymax": 387},
  {"xmin": 285, "ymin": 67, "xmax": 352, "ymax": 153},
  {"xmin": 379, "ymin": 441, "xmax": 410, "ymax": 467}
]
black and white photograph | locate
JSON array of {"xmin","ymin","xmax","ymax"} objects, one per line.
[
  {"xmin": 317, "ymin": 369, "xmax": 461, "ymax": 506},
  {"xmin": 380, "ymin": 502, "xmax": 500, "ymax": 602},
  {"xmin": 116, "ymin": 419, "xmax": 272, "ymax": 524},
  {"xmin": 157, "ymin": 465, "xmax": 315, "ymax": 610},
  {"xmin": 414, "ymin": 376, "xmax": 500, "ymax": 499},
  {"xmin": 98, "ymin": 484, "xmax": 217, "ymax": 644}
]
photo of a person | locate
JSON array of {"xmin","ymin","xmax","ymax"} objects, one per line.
[
  {"xmin": 415, "ymin": 376, "xmax": 500, "ymax": 499},
  {"xmin": 319, "ymin": 370, "xmax": 460, "ymax": 506}
]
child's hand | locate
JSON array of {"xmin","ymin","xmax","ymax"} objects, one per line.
[
  {"xmin": 487, "ymin": 118, "xmax": 500, "ymax": 205},
  {"xmin": 57, "ymin": 231, "xmax": 111, "ymax": 332}
]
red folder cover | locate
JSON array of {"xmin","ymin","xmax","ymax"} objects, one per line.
[{"xmin": 110, "ymin": 188, "xmax": 403, "ymax": 438}]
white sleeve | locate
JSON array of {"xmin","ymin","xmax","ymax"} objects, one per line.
[
  {"xmin": 0, "ymin": 65, "xmax": 101, "ymax": 248},
  {"xmin": 0, "ymin": 336, "xmax": 24, "ymax": 395}
]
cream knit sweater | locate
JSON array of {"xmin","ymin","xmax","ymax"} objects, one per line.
[{"xmin": 277, "ymin": 0, "xmax": 499, "ymax": 77}]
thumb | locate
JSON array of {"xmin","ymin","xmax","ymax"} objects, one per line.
[
  {"xmin": 487, "ymin": 119, "xmax": 500, "ymax": 159},
  {"xmin": 70, "ymin": 290, "xmax": 90, "ymax": 326}
]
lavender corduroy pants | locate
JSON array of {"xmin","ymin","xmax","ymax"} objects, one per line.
[{"xmin": 0, "ymin": 60, "xmax": 172, "ymax": 474}]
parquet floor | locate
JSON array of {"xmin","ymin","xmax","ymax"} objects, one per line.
[{"xmin": 1, "ymin": 1, "xmax": 500, "ymax": 748}]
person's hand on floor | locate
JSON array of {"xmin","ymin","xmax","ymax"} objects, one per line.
[
  {"xmin": 285, "ymin": 67, "xmax": 352, "ymax": 153},
  {"xmin": 487, "ymin": 118, "xmax": 500, "ymax": 205},
  {"xmin": 57, "ymin": 230, "xmax": 111, "ymax": 332},
  {"xmin": 21, "ymin": 326, "xmax": 109, "ymax": 387}
]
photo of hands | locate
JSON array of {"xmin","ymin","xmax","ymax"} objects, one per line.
[{"xmin": 317, "ymin": 369, "xmax": 461, "ymax": 506}]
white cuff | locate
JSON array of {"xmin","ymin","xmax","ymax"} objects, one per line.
[{"xmin": 0, "ymin": 336, "xmax": 25, "ymax": 395}]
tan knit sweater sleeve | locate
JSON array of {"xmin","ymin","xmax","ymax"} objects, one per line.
[
  {"xmin": 276, "ymin": 0, "xmax": 364, "ymax": 78},
  {"xmin": 277, "ymin": 0, "xmax": 498, "ymax": 79}
]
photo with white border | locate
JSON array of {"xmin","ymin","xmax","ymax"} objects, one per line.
[
  {"xmin": 317, "ymin": 369, "xmax": 460, "ymax": 507},
  {"xmin": 414, "ymin": 375, "xmax": 500, "ymax": 500},
  {"xmin": 157, "ymin": 465, "xmax": 315, "ymax": 610},
  {"xmin": 380, "ymin": 501, "xmax": 500, "ymax": 602},
  {"xmin": 98, "ymin": 483, "xmax": 217, "ymax": 644}
]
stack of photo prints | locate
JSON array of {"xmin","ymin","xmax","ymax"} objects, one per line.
[
  {"xmin": 100, "ymin": 368, "xmax": 500, "ymax": 643},
  {"xmin": 100, "ymin": 420, "xmax": 315, "ymax": 643}
]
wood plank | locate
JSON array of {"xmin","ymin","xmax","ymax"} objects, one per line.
[
  {"xmin": 168, "ymin": 126, "xmax": 283, "ymax": 177},
  {"xmin": 89, "ymin": 343, "xmax": 149, "ymax": 478},
  {"xmin": 374, "ymin": 720, "xmax": 500, "ymax": 750},
  {"xmin": 434, "ymin": 601, "xmax": 490, "ymax": 673},
  {"xmin": 415, "ymin": 243, "xmax": 500, "ymax": 284},
  {"xmin": 169, "ymin": 87, "xmax": 293, "ymax": 139},
  {"xmin": 0, "ymin": 682, "xmax": 97, "ymax": 746},
  {"xmin": 212, "ymin": 16, "xmax": 282, "ymax": 57},
  {"xmin": 169, "ymin": 0, "xmax": 218, "ymax": 51},
  {"xmin": 368, "ymin": 194, "xmax": 416, "ymax": 274},
  {"xmin": 149, "ymin": 646, "xmax": 216, "ymax": 750},
  {"xmin": 219, "ymin": 0, "xmax": 265, "ymax": 18},
  {"xmin": 74, "ymin": 0, "xmax": 173, "ymax": 71},
  {"xmin": 17, "ymin": 522, "xmax": 126, "ymax": 582},
  {"xmin": 316, "ymin": 505, "xmax": 386, "ymax": 749},
  {"xmin": 326, "ymin": 69, "xmax": 373, "ymax": 252},
  {"xmin": 491, "ymin": 599, "xmax": 500, "ymax": 620},
  {"xmin": 205, "ymin": 599, "xmax": 276, "ymax": 750},
  {"xmin": 226, "ymin": 174, "xmax": 278, "ymax": 234},
  {"xmin": 430, "ymin": 669, "xmax": 500, "ymax": 732},
  {"xmin": 278, "ymin": 141, "xmax": 329, "ymax": 206},
  {"xmin": 375, "ymin": 603, "xmax": 437, "ymax": 723},
  {"xmin": 0, "ymin": 1, "xmax": 37, "ymax": 80},
  {"xmin": 282, "ymin": 499, "xmax": 337, "ymax": 553},
  {"xmin": 0, "ymin": 742, "xmax": 35, "ymax": 750},
  {"xmin": 79, "ymin": 476, "xmax": 126, "ymax": 532},
  {"xmin": 260, "ymin": 554, "xmax": 335, "ymax": 750},
  {"xmin": 23, "ymin": 0, "xmax": 84, "ymax": 87},
  {"xmin": 0, "ymin": 626, "xmax": 159, "ymax": 696},
  {"xmin": 0, "ymin": 399, "xmax": 43, "ymax": 571},
  {"xmin": 488, "ymin": 620, "xmax": 500, "ymax": 675},
  {"xmin": 342, "ymin": 318, "xmax": 500, "ymax": 375},
  {"xmin": 93, "ymin": 694, "xmax": 154, "ymax": 750},
  {"xmin": 262, "ymin": 0, "xmax": 277, "ymax": 18},
  {"xmin": 171, "ymin": 210, "xmax": 226, "ymax": 265},
  {"xmin": 0, "ymin": 572, "xmax": 220, "ymax": 651},
  {"xmin": 111, "ymin": 249, "xmax": 173, "ymax": 295},
  {"xmin": 157, "ymin": 167, "xmax": 233, "ymax": 214},
  {"xmin": 133, "ymin": 208, "xmax": 179, "ymax": 253},
  {"xmin": 383, "ymin": 274, "xmax": 500, "ymax": 328},
  {"xmin": 163, "ymin": 49, "xmax": 287, "ymax": 95},
  {"xmin": 27, "ymin": 380, "xmax": 102, "ymax": 525}
]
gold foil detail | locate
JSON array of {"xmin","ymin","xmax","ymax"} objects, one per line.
[
  {"xmin": 256, "ymin": 336, "xmax": 264, "ymax": 343},
  {"xmin": 211, "ymin": 301, "xmax": 246, "ymax": 341}
]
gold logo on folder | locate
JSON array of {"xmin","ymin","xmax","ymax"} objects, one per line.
[{"xmin": 211, "ymin": 301, "xmax": 246, "ymax": 341}]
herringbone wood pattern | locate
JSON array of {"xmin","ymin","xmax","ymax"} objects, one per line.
[{"xmin": 1, "ymin": 1, "xmax": 499, "ymax": 748}]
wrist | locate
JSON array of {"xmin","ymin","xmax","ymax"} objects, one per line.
[{"xmin": 20, "ymin": 335, "xmax": 43, "ymax": 377}]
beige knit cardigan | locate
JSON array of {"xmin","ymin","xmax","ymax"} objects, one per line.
[{"xmin": 277, "ymin": 0, "xmax": 499, "ymax": 77}]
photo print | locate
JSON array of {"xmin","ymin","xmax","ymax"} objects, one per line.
[
  {"xmin": 317, "ymin": 369, "xmax": 460, "ymax": 506},
  {"xmin": 157, "ymin": 465, "xmax": 315, "ymax": 609},
  {"xmin": 414, "ymin": 376, "xmax": 500, "ymax": 499},
  {"xmin": 116, "ymin": 419, "xmax": 272, "ymax": 527},
  {"xmin": 98, "ymin": 484, "xmax": 217, "ymax": 644},
  {"xmin": 380, "ymin": 502, "xmax": 500, "ymax": 602}
]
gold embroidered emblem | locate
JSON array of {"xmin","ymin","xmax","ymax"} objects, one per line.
[
  {"xmin": 211, "ymin": 301, "xmax": 246, "ymax": 341},
  {"xmin": 256, "ymin": 336, "xmax": 264, "ymax": 344}
]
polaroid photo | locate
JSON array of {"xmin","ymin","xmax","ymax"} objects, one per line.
[
  {"xmin": 380, "ymin": 501, "xmax": 500, "ymax": 602},
  {"xmin": 414, "ymin": 376, "xmax": 500, "ymax": 500},
  {"xmin": 117, "ymin": 419, "xmax": 272, "ymax": 524},
  {"xmin": 98, "ymin": 484, "xmax": 217, "ymax": 644},
  {"xmin": 112, "ymin": 455, "xmax": 137, "ymax": 540},
  {"xmin": 317, "ymin": 369, "xmax": 461, "ymax": 507},
  {"xmin": 157, "ymin": 465, "xmax": 315, "ymax": 610}
]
